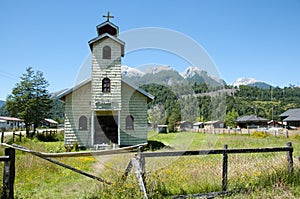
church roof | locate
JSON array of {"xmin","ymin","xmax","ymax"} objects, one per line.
[{"xmin": 57, "ymin": 78, "xmax": 154, "ymax": 102}]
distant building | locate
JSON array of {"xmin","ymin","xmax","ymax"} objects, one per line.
[
  {"xmin": 193, "ymin": 122, "xmax": 204, "ymax": 132},
  {"xmin": 279, "ymin": 108, "xmax": 300, "ymax": 128},
  {"xmin": 176, "ymin": 121, "xmax": 193, "ymax": 131},
  {"xmin": 204, "ymin": 120, "xmax": 225, "ymax": 128},
  {"xmin": 236, "ymin": 115, "xmax": 269, "ymax": 128},
  {"xmin": 157, "ymin": 125, "xmax": 168, "ymax": 133},
  {"xmin": 40, "ymin": 119, "xmax": 58, "ymax": 128},
  {"xmin": 0, "ymin": 116, "xmax": 23, "ymax": 131}
]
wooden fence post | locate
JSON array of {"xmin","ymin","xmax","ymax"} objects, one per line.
[
  {"xmin": 19, "ymin": 132, "xmax": 22, "ymax": 142},
  {"xmin": 222, "ymin": 144, "xmax": 228, "ymax": 192},
  {"xmin": 12, "ymin": 132, "xmax": 15, "ymax": 143},
  {"xmin": 286, "ymin": 142, "xmax": 293, "ymax": 174},
  {"xmin": 1, "ymin": 132, "xmax": 4, "ymax": 143},
  {"xmin": 3, "ymin": 148, "xmax": 15, "ymax": 199}
]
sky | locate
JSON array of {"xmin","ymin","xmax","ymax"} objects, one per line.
[{"xmin": 0, "ymin": 0, "xmax": 300, "ymax": 100}]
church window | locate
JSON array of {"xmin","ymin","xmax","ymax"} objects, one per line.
[
  {"xmin": 126, "ymin": 115, "xmax": 134, "ymax": 130},
  {"xmin": 102, "ymin": 78, "xmax": 111, "ymax": 92},
  {"xmin": 103, "ymin": 45, "xmax": 111, "ymax": 59},
  {"xmin": 79, "ymin": 116, "xmax": 88, "ymax": 130}
]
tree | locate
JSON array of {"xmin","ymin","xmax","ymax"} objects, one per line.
[
  {"xmin": 225, "ymin": 109, "xmax": 239, "ymax": 128},
  {"xmin": 6, "ymin": 67, "xmax": 52, "ymax": 136}
]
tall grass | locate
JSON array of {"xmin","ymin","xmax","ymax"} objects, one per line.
[{"xmin": 0, "ymin": 131, "xmax": 299, "ymax": 198}]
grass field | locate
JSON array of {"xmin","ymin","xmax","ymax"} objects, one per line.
[{"xmin": 0, "ymin": 131, "xmax": 299, "ymax": 198}]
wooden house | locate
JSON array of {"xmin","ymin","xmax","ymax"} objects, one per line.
[
  {"xmin": 279, "ymin": 108, "xmax": 300, "ymax": 128},
  {"xmin": 58, "ymin": 16, "xmax": 154, "ymax": 147},
  {"xmin": 236, "ymin": 115, "xmax": 269, "ymax": 129},
  {"xmin": 0, "ymin": 116, "xmax": 23, "ymax": 131}
]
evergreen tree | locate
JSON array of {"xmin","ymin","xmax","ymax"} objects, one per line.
[{"xmin": 6, "ymin": 67, "xmax": 52, "ymax": 136}]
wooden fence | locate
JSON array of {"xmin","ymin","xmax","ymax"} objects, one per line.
[
  {"xmin": 1, "ymin": 132, "xmax": 23, "ymax": 143},
  {"xmin": 0, "ymin": 142, "xmax": 295, "ymax": 199}
]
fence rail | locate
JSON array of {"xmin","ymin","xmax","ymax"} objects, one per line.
[{"xmin": 0, "ymin": 142, "xmax": 295, "ymax": 199}]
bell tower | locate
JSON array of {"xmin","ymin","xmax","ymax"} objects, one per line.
[{"xmin": 88, "ymin": 12, "xmax": 125, "ymax": 111}]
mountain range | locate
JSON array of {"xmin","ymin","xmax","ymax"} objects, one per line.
[
  {"xmin": 0, "ymin": 100, "xmax": 5, "ymax": 107},
  {"xmin": 121, "ymin": 65, "xmax": 225, "ymax": 87}
]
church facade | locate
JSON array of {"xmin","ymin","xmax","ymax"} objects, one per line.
[{"xmin": 59, "ymin": 15, "xmax": 154, "ymax": 147}]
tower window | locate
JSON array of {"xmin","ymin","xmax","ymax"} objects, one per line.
[
  {"xmin": 103, "ymin": 45, "xmax": 111, "ymax": 59},
  {"xmin": 79, "ymin": 115, "xmax": 87, "ymax": 130},
  {"xmin": 126, "ymin": 115, "xmax": 134, "ymax": 130},
  {"xmin": 102, "ymin": 78, "xmax": 111, "ymax": 92}
]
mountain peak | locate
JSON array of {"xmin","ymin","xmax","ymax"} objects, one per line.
[
  {"xmin": 181, "ymin": 66, "xmax": 203, "ymax": 78},
  {"xmin": 232, "ymin": 77, "xmax": 260, "ymax": 87}
]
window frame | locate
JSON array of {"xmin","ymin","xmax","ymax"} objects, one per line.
[
  {"xmin": 103, "ymin": 45, "xmax": 111, "ymax": 59},
  {"xmin": 79, "ymin": 115, "xmax": 88, "ymax": 130},
  {"xmin": 102, "ymin": 78, "xmax": 111, "ymax": 93},
  {"xmin": 126, "ymin": 115, "xmax": 134, "ymax": 130}
]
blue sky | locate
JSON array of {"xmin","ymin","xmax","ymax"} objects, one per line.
[{"xmin": 0, "ymin": 0, "xmax": 300, "ymax": 100}]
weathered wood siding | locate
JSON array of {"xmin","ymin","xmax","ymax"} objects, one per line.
[
  {"xmin": 64, "ymin": 83, "xmax": 92, "ymax": 147},
  {"xmin": 91, "ymin": 37, "xmax": 122, "ymax": 111},
  {"xmin": 120, "ymin": 83, "xmax": 148, "ymax": 146}
]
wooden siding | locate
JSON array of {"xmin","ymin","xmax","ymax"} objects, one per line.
[
  {"xmin": 120, "ymin": 83, "xmax": 148, "ymax": 146},
  {"xmin": 64, "ymin": 83, "xmax": 92, "ymax": 147},
  {"xmin": 91, "ymin": 37, "xmax": 122, "ymax": 111}
]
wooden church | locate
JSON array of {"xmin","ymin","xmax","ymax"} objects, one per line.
[{"xmin": 59, "ymin": 13, "xmax": 154, "ymax": 148}]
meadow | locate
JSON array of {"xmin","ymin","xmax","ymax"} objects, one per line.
[{"xmin": 0, "ymin": 130, "xmax": 299, "ymax": 198}]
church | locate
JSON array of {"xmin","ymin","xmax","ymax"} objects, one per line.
[{"xmin": 59, "ymin": 13, "xmax": 154, "ymax": 148}]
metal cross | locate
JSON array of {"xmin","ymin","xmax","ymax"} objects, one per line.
[{"xmin": 103, "ymin": 11, "xmax": 114, "ymax": 22}]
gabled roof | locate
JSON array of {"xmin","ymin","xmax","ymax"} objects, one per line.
[
  {"xmin": 279, "ymin": 108, "xmax": 300, "ymax": 121},
  {"xmin": 236, "ymin": 115, "xmax": 269, "ymax": 123},
  {"xmin": 57, "ymin": 78, "xmax": 154, "ymax": 102},
  {"xmin": 279, "ymin": 108, "xmax": 300, "ymax": 118},
  {"xmin": 0, "ymin": 116, "xmax": 22, "ymax": 122},
  {"xmin": 57, "ymin": 78, "xmax": 92, "ymax": 101}
]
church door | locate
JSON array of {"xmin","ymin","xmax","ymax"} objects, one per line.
[{"xmin": 94, "ymin": 115, "xmax": 118, "ymax": 144}]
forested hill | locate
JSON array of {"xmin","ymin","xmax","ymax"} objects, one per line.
[{"xmin": 141, "ymin": 83, "xmax": 300, "ymax": 129}]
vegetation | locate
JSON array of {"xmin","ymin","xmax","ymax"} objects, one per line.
[
  {"xmin": 5, "ymin": 67, "xmax": 52, "ymax": 136},
  {"xmin": 141, "ymin": 83, "xmax": 300, "ymax": 131},
  {"xmin": 0, "ymin": 131, "xmax": 299, "ymax": 198}
]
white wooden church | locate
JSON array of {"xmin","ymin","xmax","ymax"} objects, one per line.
[{"xmin": 59, "ymin": 13, "xmax": 154, "ymax": 147}]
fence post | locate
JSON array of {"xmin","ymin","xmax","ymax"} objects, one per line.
[
  {"xmin": 286, "ymin": 142, "xmax": 294, "ymax": 174},
  {"xmin": 3, "ymin": 148, "xmax": 15, "ymax": 199},
  {"xmin": 19, "ymin": 132, "xmax": 22, "ymax": 142},
  {"xmin": 1, "ymin": 132, "xmax": 4, "ymax": 143},
  {"xmin": 222, "ymin": 144, "xmax": 228, "ymax": 191},
  {"xmin": 12, "ymin": 132, "xmax": 15, "ymax": 143}
]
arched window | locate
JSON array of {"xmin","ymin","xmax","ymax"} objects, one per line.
[
  {"xmin": 126, "ymin": 115, "xmax": 134, "ymax": 130},
  {"xmin": 103, "ymin": 45, "xmax": 111, "ymax": 59},
  {"xmin": 79, "ymin": 116, "xmax": 87, "ymax": 130},
  {"xmin": 102, "ymin": 78, "xmax": 111, "ymax": 92}
]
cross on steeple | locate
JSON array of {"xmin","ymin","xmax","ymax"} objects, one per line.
[{"xmin": 103, "ymin": 11, "xmax": 114, "ymax": 22}]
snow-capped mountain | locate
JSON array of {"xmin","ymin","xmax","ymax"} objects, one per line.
[
  {"xmin": 232, "ymin": 77, "xmax": 260, "ymax": 87},
  {"xmin": 121, "ymin": 65, "xmax": 224, "ymax": 87},
  {"xmin": 121, "ymin": 65, "xmax": 145, "ymax": 77},
  {"xmin": 181, "ymin": 66, "xmax": 204, "ymax": 79},
  {"xmin": 232, "ymin": 77, "xmax": 272, "ymax": 89}
]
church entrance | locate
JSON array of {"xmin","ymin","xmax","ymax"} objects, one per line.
[{"xmin": 94, "ymin": 114, "xmax": 118, "ymax": 145}]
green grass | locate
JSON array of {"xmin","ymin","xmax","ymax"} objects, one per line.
[{"xmin": 0, "ymin": 131, "xmax": 299, "ymax": 198}]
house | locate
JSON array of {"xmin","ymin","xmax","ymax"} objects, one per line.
[
  {"xmin": 193, "ymin": 122, "xmax": 204, "ymax": 132},
  {"xmin": 0, "ymin": 116, "xmax": 23, "ymax": 131},
  {"xmin": 176, "ymin": 121, "xmax": 193, "ymax": 131},
  {"xmin": 204, "ymin": 120, "xmax": 224, "ymax": 129},
  {"xmin": 279, "ymin": 108, "xmax": 300, "ymax": 128},
  {"xmin": 157, "ymin": 125, "xmax": 168, "ymax": 133},
  {"xmin": 40, "ymin": 118, "xmax": 58, "ymax": 128},
  {"xmin": 58, "ymin": 14, "xmax": 154, "ymax": 148},
  {"xmin": 236, "ymin": 115, "xmax": 269, "ymax": 128}
]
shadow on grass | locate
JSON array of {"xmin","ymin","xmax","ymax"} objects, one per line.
[{"xmin": 144, "ymin": 140, "xmax": 172, "ymax": 151}]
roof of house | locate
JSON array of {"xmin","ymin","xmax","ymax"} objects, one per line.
[
  {"xmin": 44, "ymin": 118, "xmax": 58, "ymax": 124},
  {"xmin": 279, "ymin": 108, "xmax": 300, "ymax": 121},
  {"xmin": 0, "ymin": 116, "xmax": 22, "ymax": 122},
  {"xmin": 193, "ymin": 122, "xmax": 204, "ymax": 126},
  {"xmin": 236, "ymin": 115, "xmax": 269, "ymax": 123},
  {"xmin": 57, "ymin": 78, "xmax": 154, "ymax": 102}
]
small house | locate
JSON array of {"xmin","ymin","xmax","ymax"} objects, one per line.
[
  {"xmin": 157, "ymin": 125, "xmax": 168, "ymax": 133},
  {"xmin": 236, "ymin": 115, "xmax": 269, "ymax": 129},
  {"xmin": 279, "ymin": 108, "xmax": 300, "ymax": 128},
  {"xmin": 0, "ymin": 116, "xmax": 23, "ymax": 131},
  {"xmin": 193, "ymin": 122, "xmax": 204, "ymax": 132}
]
